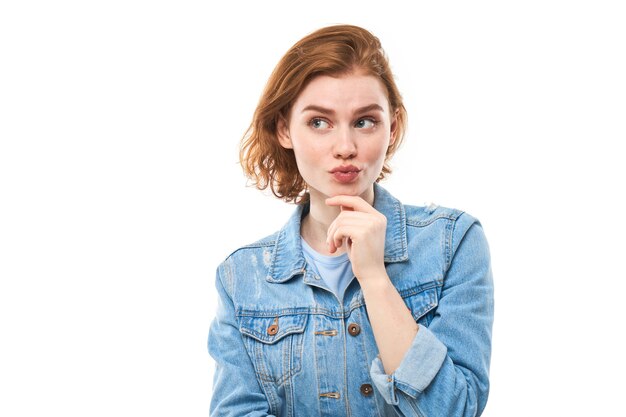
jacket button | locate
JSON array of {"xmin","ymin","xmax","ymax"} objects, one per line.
[
  {"xmin": 360, "ymin": 383, "xmax": 373, "ymax": 396},
  {"xmin": 347, "ymin": 323, "xmax": 361, "ymax": 336},
  {"xmin": 267, "ymin": 317, "xmax": 279, "ymax": 335}
]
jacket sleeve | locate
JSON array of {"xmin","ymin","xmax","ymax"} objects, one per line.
[
  {"xmin": 208, "ymin": 264, "xmax": 276, "ymax": 417},
  {"xmin": 370, "ymin": 215, "xmax": 494, "ymax": 417}
]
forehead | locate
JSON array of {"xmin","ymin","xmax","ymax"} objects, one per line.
[{"xmin": 291, "ymin": 73, "xmax": 390, "ymax": 113}]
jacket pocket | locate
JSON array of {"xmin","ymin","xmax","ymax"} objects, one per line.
[
  {"xmin": 402, "ymin": 284, "xmax": 439, "ymax": 325},
  {"xmin": 239, "ymin": 313, "xmax": 308, "ymax": 385}
]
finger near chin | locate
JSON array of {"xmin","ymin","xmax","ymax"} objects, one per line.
[{"xmin": 326, "ymin": 195, "xmax": 360, "ymax": 209}]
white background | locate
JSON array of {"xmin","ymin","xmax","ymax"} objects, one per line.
[{"xmin": 1, "ymin": 1, "xmax": 625, "ymax": 415}]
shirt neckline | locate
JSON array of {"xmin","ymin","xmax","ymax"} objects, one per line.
[{"xmin": 300, "ymin": 237, "xmax": 350, "ymax": 266}]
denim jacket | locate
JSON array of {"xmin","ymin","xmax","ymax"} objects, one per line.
[{"xmin": 208, "ymin": 184, "xmax": 494, "ymax": 417}]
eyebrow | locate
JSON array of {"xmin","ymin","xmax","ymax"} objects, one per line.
[{"xmin": 300, "ymin": 103, "xmax": 385, "ymax": 115}]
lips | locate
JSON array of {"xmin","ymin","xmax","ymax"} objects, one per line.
[
  {"xmin": 330, "ymin": 165, "xmax": 361, "ymax": 183},
  {"xmin": 330, "ymin": 165, "xmax": 360, "ymax": 174}
]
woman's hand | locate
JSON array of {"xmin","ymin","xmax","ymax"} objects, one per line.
[{"xmin": 325, "ymin": 195, "xmax": 388, "ymax": 282}]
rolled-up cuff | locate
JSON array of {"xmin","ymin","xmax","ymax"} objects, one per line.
[{"xmin": 370, "ymin": 324, "xmax": 447, "ymax": 403}]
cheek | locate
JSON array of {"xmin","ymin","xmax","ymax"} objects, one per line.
[
  {"xmin": 292, "ymin": 138, "xmax": 326, "ymax": 159},
  {"xmin": 363, "ymin": 137, "xmax": 391, "ymax": 161}
]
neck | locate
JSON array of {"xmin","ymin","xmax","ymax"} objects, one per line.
[{"xmin": 300, "ymin": 186, "xmax": 375, "ymax": 256}]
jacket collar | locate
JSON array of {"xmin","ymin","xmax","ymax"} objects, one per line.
[{"xmin": 267, "ymin": 183, "xmax": 408, "ymax": 283}]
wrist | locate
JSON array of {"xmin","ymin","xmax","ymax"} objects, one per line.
[{"xmin": 358, "ymin": 268, "xmax": 393, "ymax": 294}]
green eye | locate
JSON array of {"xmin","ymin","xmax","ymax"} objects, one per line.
[
  {"xmin": 309, "ymin": 118, "xmax": 330, "ymax": 129},
  {"xmin": 355, "ymin": 118, "xmax": 376, "ymax": 128}
]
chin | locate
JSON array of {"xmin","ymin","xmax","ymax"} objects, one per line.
[
  {"xmin": 308, "ymin": 178, "xmax": 374, "ymax": 201},
  {"xmin": 329, "ymin": 183, "xmax": 372, "ymax": 198}
]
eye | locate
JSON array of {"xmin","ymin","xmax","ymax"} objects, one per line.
[
  {"xmin": 308, "ymin": 118, "xmax": 331, "ymax": 129},
  {"xmin": 355, "ymin": 118, "xmax": 377, "ymax": 129}
]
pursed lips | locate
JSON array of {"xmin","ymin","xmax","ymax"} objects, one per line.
[{"xmin": 330, "ymin": 165, "xmax": 361, "ymax": 173}]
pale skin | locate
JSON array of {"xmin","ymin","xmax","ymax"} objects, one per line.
[{"xmin": 277, "ymin": 70, "xmax": 419, "ymax": 374}]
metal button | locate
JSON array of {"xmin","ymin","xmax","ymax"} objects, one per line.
[
  {"xmin": 360, "ymin": 383, "xmax": 373, "ymax": 396},
  {"xmin": 347, "ymin": 323, "xmax": 361, "ymax": 336},
  {"xmin": 267, "ymin": 317, "xmax": 279, "ymax": 335}
]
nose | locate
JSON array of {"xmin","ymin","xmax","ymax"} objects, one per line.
[{"xmin": 333, "ymin": 127, "xmax": 357, "ymax": 159}]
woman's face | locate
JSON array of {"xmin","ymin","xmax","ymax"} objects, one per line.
[{"xmin": 278, "ymin": 71, "xmax": 397, "ymax": 204}]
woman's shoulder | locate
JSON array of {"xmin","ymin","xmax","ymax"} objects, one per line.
[
  {"xmin": 402, "ymin": 202, "xmax": 487, "ymax": 252},
  {"xmin": 403, "ymin": 202, "xmax": 478, "ymax": 227},
  {"xmin": 376, "ymin": 184, "xmax": 481, "ymax": 232},
  {"xmin": 214, "ymin": 231, "xmax": 279, "ymax": 295},
  {"xmin": 220, "ymin": 230, "xmax": 279, "ymax": 265}
]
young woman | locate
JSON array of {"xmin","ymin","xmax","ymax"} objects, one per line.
[{"xmin": 208, "ymin": 24, "xmax": 494, "ymax": 417}]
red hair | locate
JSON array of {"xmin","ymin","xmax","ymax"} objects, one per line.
[{"xmin": 240, "ymin": 24, "xmax": 407, "ymax": 203}]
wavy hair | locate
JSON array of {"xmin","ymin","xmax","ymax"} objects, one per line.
[{"xmin": 240, "ymin": 24, "xmax": 407, "ymax": 203}]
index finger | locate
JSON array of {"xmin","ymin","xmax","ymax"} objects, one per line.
[{"xmin": 325, "ymin": 195, "xmax": 376, "ymax": 213}]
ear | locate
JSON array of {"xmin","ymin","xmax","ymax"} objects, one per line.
[
  {"xmin": 389, "ymin": 109, "xmax": 399, "ymax": 146},
  {"xmin": 277, "ymin": 116, "xmax": 293, "ymax": 149}
]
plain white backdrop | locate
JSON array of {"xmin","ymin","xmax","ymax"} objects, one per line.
[{"xmin": 1, "ymin": 1, "xmax": 625, "ymax": 415}]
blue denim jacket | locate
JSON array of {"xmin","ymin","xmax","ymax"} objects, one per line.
[{"xmin": 208, "ymin": 184, "xmax": 494, "ymax": 417}]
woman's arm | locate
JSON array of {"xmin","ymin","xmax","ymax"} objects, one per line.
[
  {"xmin": 367, "ymin": 220, "xmax": 494, "ymax": 417},
  {"xmin": 326, "ymin": 195, "xmax": 493, "ymax": 416},
  {"xmin": 208, "ymin": 265, "xmax": 276, "ymax": 417},
  {"xmin": 359, "ymin": 276, "xmax": 420, "ymax": 374}
]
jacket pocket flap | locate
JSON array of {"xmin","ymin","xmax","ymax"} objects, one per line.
[
  {"xmin": 403, "ymin": 286, "xmax": 438, "ymax": 321},
  {"xmin": 239, "ymin": 314, "xmax": 308, "ymax": 344}
]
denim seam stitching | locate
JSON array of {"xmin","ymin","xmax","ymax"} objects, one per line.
[
  {"xmin": 240, "ymin": 324, "xmax": 306, "ymax": 343},
  {"xmin": 276, "ymin": 332, "xmax": 303, "ymax": 386},
  {"xmin": 313, "ymin": 315, "xmax": 326, "ymax": 416},
  {"xmin": 236, "ymin": 283, "xmax": 443, "ymax": 320},
  {"xmin": 407, "ymin": 397, "xmax": 426, "ymax": 417},
  {"xmin": 443, "ymin": 217, "xmax": 455, "ymax": 273},
  {"xmin": 405, "ymin": 212, "xmax": 460, "ymax": 227},
  {"xmin": 396, "ymin": 379, "xmax": 421, "ymax": 397},
  {"xmin": 357, "ymin": 307, "xmax": 383, "ymax": 415},
  {"xmin": 342, "ymin": 315, "xmax": 351, "ymax": 417}
]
